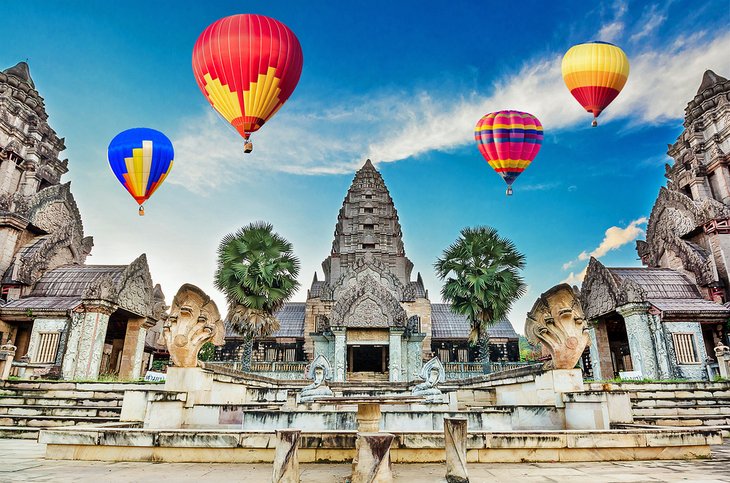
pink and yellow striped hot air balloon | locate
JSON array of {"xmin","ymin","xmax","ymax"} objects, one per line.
[
  {"xmin": 561, "ymin": 41, "xmax": 630, "ymax": 127},
  {"xmin": 474, "ymin": 110, "xmax": 543, "ymax": 196}
]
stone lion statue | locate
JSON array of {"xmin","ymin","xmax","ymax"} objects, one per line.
[
  {"xmin": 158, "ymin": 284, "xmax": 224, "ymax": 367},
  {"xmin": 525, "ymin": 283, "xmax": 589, "ymax": 370}
]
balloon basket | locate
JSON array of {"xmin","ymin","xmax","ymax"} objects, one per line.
[
  {"xmin": 506, "ymin": 186, "xmax": 513, "ymax": 196},
  {"xmin": 244, "ymin": 142, "xmax": 253, "ymax": 153},
  {"xmin": 591, "ymin": 119, "xmax": 598, "ymax": 127},
  {"xmin": 138, "ymin": 206, "xmax": 145, "ymax": 216}
]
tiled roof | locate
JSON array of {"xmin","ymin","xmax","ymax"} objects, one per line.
[
  {"xmin": 271, "ymin": 302, "xmax": 306, "ymax": 337},
  {"xmin": 31, "ymin": 265, "xmax": 126, "ymax": 298},
  {"xmin": 225, "ymin": 302, "xmax": 307, "ymax": 339},
  {"xmin": 608, "ymin": 268, "xmax": 701, "ymax": 299},
  {"xmin": 649, "ymin": 298, "xmax": 730, "ymax": 316},
  {"xmin": 430, "ymin": 303, "xmax": 518, "ymax": 340},
  {"xmin": 2, "ymin": 296, "xmax": 81, "ymax": 311}
]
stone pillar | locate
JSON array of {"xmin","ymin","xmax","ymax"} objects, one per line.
[
  {"xmin": 406, "ymin": 333, "xmax": 425, "ymax": 381},
  {"xmin": 0, "ymin": 342, "xmax": 16, "ymax": 380},
  {"xmin": 388, "ymin": 327, "xmax": 404, "ymax": 382},
  {"xmin": 0, "ymin": 159, "xmax": 20, "ymax": 196},
  {"xmin": 272, "ymin": 429, "xmax": 300, "ymax": 483},
  {"xmin": 356, "ymin": 403, "xmax": 381, "ymax": 432},
  {"xmin": 588, "ymin": 321, "xmax": 613, "ymax": 380},
  {"xmin": 332, "ymin": 326, "xmax": 347, "ymax": 382},
  {"xmin": 0, "ymin": 214, "xmax": 27, "ymax": 275},
  {"xmin": 616, "ymin": 303, "xmax": 659, "ymax": 379},
  {"xmin": 118, "ymin": 317, "xmax": 149, "ymax": 380},
  {"xmin": 444, "ymin": 418, "xmax": 469, "ymax": 483},
  {"xmin": 351, "ymin": 432, "xmax": 394, "ymax": 483},
  {"xmin": 61, "ymin": 302, "xmax": 115, "ymax": 380}
]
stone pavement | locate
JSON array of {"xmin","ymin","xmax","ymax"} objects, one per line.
[{"xmin": 1, "ymin": 438, "xmax": 729, "ymax": 482}]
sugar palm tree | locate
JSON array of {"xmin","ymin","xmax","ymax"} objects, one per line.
[
  {"xmin": 435, "ymin": 226, "xmax": 526, "ymax": 373},
  {"xmin": 214, "ymin": 222, "xmax": 300, "ymax": 371}
]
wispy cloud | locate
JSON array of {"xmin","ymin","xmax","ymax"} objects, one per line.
[
  {"xmin": 630, "ymin": 5, "xmax": 667, "ymax": 42},
  {"xmin": 170, "ymin": 22, "xmax": 730, "ymax": 192},
  {"xmin": 598, "ymin": 0, "xmax": 628, "ymax": 42},
  {"xmin": 561, "ymin": 217, "xmax": 648, "ymax": 284}
]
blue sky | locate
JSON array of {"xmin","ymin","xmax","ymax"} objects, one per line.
[{"xmin": 2, "ymin": 1, "xmax": 729, "ymax": 332}]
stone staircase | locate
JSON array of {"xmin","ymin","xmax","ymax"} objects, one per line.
[
  {"xmin": 0, "ymin": 380, "xmax": 157, "ymax": 439},
  {"xmin": 588, "ymin": 381, "xmax": 730, "ymax": 435}
]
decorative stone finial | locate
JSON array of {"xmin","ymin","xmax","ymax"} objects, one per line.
[
  {"xmin": 412, "ymin": 356, "xmax": 445, "ymax": 402},
  {"xmin": 526, "ymin": 283, "xmax": 590, "ymax": 370},
  {"xmin": 299, "ymin": 354, "xmax": 334, "ymax": 402},
  {"xmin": 158, "ymin": 284, "xmax": 224, "ymax": 367}
]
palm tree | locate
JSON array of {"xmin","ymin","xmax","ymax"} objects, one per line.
[
  {"xmin": 435, "ymin": 226, "xmax": 526, "ymax": 373},
  {"xmin": 214, "ymin": 222, "xmax": 300, "ymax": 371}
]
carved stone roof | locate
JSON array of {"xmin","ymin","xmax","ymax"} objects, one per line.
[
  {"xmin": 581, "ymin": 257, "xmax": 727, "ymax": 320},
  {"xmin": 696, "ymin": 70, "xmax": 728, "ymax": 95},
  {"xmin": 2, "ymin": 296, "xmax": 82, "ymax": 311},
  {"xmin": 430, "ymin": 303, "xmax": 518, "ymax": 340},
  {"xmin": 2, "ymin": 62, "xmax": 35, "ymax": 89}
]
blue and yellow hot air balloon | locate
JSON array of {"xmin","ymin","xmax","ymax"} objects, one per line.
[{"xmin": 108, "ymin": 128, "xmax": 174, "ymax": 216}]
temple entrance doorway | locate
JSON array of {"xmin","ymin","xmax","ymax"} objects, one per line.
[
  {"xmin": 347, "ymin": 345, "xmax": 388, "ymax": 373},
  {"xmin": 606, "ymin": 317, "xmax": 632, "ymax": 376}
]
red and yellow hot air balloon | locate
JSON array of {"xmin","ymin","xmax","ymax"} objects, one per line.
[
  {"xmin": 561, "ymin": 41, "xmax": 629, "ymax": 127},
  {"xmin": 474, "ymin": 110, "xmax": 543, "ymax": 196},
  {"xmin": 192, "ymin": 14, "xmax": 303, "ymax": 153}
]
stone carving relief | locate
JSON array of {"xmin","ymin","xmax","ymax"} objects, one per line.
[
  {"xmin": 329, "ymin": 275, "xmax": 407, "ymax": 328},
  {"xmin": 580, "ymin": 258, "xmax": 621, "ymax": 320},
  {"xmin": 299, "ymin": 354, "xmax": 334, "ymax": 402},
  {"xmin": 322, "ymin": 256, "xmax": 405, "ymax": 302},
  {"xmin": 83, "ymin": 273, "xmax": 118, "ymax": 302},
  {"xmin": 116, "ymin": 254, "xmax": 154, "ymax": 318},
  {"xmin": 526, "ymin": 283, "xmax": 590, "ymax": 370},
  {"xmin": 412, "ymin": 356, "xmax": 445, "ymax": 402},
  {"xmin": 150, "ymin": 284, "xmax": 168, "ymax": 320},
  {"xmin": 642, "ymin": 187, "xmax": 726, "ymax": 285},
  {"xmin": 158, "ymin": 284, "xmax": 224, "ymax": 368}
]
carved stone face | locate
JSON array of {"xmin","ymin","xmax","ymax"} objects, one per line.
[
  {"xmin": 313, "ymin": 366, "xmax": 324, "ymax": 385},
  {"xmin": 428, "ymin": 367, "xmax": 439, "ymax": 384},
  {"xmin": 158, "ymin": 284, "xmax": 223, "ymax": 368},
  {"xmin": 526, "ymin": 284, "xmax": 589, "ymax": 370}
]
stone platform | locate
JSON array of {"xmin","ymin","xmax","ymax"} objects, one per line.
[{"xmin": 39, "ymin": 426, "xmax": 721, "ymax": 463}]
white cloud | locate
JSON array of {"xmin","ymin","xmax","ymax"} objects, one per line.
[
  {"xmin": 630, "ymin": 5, "xmax": 667, "ymax": 42},
  {"xmin": 598, "ymin": 22, "xmax": 625, "ymax": 43},
  {"xmin": 170, "ymin": 24, "xmax": 730, "ymax": 191},
  {"xmin": 560, "ymin": 217, "xmax": 648, "ymax": 284}
]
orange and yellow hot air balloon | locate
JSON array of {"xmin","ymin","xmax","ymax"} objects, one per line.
[
  {"xmin": 561, "ymin": 41, "xmax": 629, "ymax": 127},
  {"xmin": 192, "ymin": 14, "xmax": 304, "ymax": 153}
]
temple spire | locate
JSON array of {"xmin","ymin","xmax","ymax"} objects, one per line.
[
  {"xmin": 697, "ymin": 70, "xmax": 728, "ymax": 94},
  {"xmin": 3, "ymin": 61, "xmax": 35, "ymax": 89}
]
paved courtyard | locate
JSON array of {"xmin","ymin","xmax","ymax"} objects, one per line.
[{"xmin": 1, "ymin": 439, "xmax": 729, "ymax": 482}]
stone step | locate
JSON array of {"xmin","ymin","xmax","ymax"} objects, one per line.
[
  {"xmin": 0, "ymin": 425, "xmax": 39, "ymax": 439},
  {"xmin": 631, "ymin": 390, "xmax": 730, "ymax": 400},
  {"xmin": 633, "ymin": 414, "xmax": 730, "ymax": 427},
  {"xmin": 0, "ymin": 395, "xmax": 122, "ymax": 407},
  {"xmin": 633, "ymin": 405, "xmax": 730, "ymax": 417},
  {"xmin": 0, "ymin": 414, "xmax": 120, "ymax": 428},
  {"xmin": 0, "ymin": 405, "xmax": 121, "ymax": 418},
  {"xmin": 631, "ymin": 397, "xmax": 729, "ymax": 408},
  {"xmin": 0, "ymin": 388, "xmax": 125, "ymax": 399}
]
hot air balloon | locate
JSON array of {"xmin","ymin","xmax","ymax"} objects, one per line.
[
  {"xmin": 561, "ymin": 41, "xmax": 629, "ymax": 127},
  {"xmin": 474, "ymin": 110, "xmax": 543, "ymax": 196},
  {"xmin": 108, "ymin": 128, "xmax": 174, "ymax": 216},
  {"xmin": 192, "ymin": 14, "xmax": 303, "ymax": 154}
]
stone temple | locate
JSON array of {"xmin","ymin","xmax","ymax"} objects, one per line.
[
  {"xmin": 0, "ymin": 62, "xmax": 165, "ymax": 381},
  {"xmin": 218, "ymin": 160, "xmax": 521, "ymax": 381},
  {"xmin": 582, "ymin": 70, "xmax": 730, "ymax": 381}
]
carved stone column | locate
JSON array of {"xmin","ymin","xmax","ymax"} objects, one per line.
[
  {"xmin": 62, "ymin": 301, "xmax": 116, "ymax": 380},
  {"xmin": 332, "ymin": 326, "xmax": 347, "ymax": 382},
  {"xmin": 0, "ymin": 342, "xmax": 16, "ymax": 380},
  {"xmin": 351, "ymin": 432, "xmax": 394, "ymax": 483},
  {"xmin": 118, "ymin": 317, "xmax": 151, "ymax": 380},
  {"xmin": 444, "ymin": 418, "xmax": 469, "ymax": 483},
  {"xmin": 388, "ymin": 327, "xmax": 404, "ymax": 382},
  {"xmin": 616, "ymin": 303, "xmax": 659, "ymax": 379},
  {"xmin": 272, "ymin": 429, "xmax": 300, "ymax": 483}
]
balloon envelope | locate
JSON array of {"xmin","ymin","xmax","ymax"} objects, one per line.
[
  {"xmin": 561, "ymin": 41, "xmax": 629, "ymax": 123},
  {"xmin": 192, "ymin": 14, "xmax": 303, "ymax": 141},
  {"xmin": 474, "ymin": 111, "xmax": 543, "ymax": 193},
  {"xmin": 108, "ymin": 128, "xmax": 174, "ymax": 208}
]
